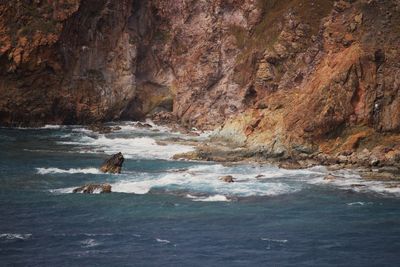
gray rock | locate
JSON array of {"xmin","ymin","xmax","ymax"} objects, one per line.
[{"xmin": 219, "ymin": 175, "xmax": 235, "ymax": 183}]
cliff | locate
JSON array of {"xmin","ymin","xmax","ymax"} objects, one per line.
[{"xmin": 1, "ymin": 0, "xmax": 400, "ymax": 163}]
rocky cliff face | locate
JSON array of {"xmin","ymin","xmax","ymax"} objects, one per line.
[
  {"xmin": 0, "ymin": 0, "xmax": 142, "ymax": 125},
  {"xmin": 1, "ymin": 0, "xmax": 400, "ymax": 158},
  {"xmin": 216, "ymin": 0, "xmax": 400, "ymax": 159}
]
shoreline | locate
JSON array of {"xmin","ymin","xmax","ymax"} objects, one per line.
[{"xmin": 3, "ymin": 120, "xmax": 400, "ymax": 186}]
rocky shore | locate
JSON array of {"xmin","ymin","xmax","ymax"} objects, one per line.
[
  {"xmin": 165, "ymin": 119, "xmax": 400, "ymax": 183},
  {"xmin": 175, "ymin": 142, "xmax": 400, "ymax": 182},
  {"xmin": 2, "ymin": 0, "xmax": 400, "ymax": 186}
]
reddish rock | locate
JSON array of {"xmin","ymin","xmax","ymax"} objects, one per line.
[
  {"xmin": 1, "ymin": 1, "xmax": 400, "ymax": 164},
  {"xmin": 100, "ymin": 152, "xmax": 124, "ymax": 174}
]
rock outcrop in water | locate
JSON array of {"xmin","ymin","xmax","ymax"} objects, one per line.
[
  {"xmin": 100, "ymin": 152, "xmax": 124, "ymax": 174},
  {"xmin": 73, "ymin": 183, "xmax": 112, "ymax": 194},
  {"xmin": 1, "ymin": 0, "xmax": 400, "ymax": 166},
  {"xmin": 219, "ymin": 175, "xmax": 235, "ymax": 183}
]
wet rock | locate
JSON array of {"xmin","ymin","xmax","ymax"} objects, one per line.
[
  {"xmin": 73, "ymin": 184, "xmax": 112, "ymax": 194},
  {"xmin": 100, "ymin": 152, "xmax": 124, "ymax": 174},
  {"xmin": 351, "ymin": 184, "xmax": 366, "ymax": 188},
  {"xmin": 172, "ymin": 151, "xmax": 200, "ymax": 161},
  {"xmin": 377, "ymin": 166, "xmax": 400, "ymax": 174},
  {"xmin": 327, "ymin": 164, "xmax": 345, "ymax": 171},
  {"xmin": 151, "ymin": 111, "xmax": 176, "ymax": 125},
  {"xmin": 219, "ymin": 175, "xmax": 235, "ymax": 183},
  {"xmin": 88, "ymin": 124, "xmax": 113, "ymax": 134},
  {"xmin": 385, "ymin": 184, "xmax": 400, "ymax": 189},
  {"xmin": 136, "ymin": 122, "xmax": 152, "ymax": 129},
  {"xmin": 370, "ymin": 157, "xmax": 380, "ymax": 167},
  {"xmin": 360, "ymin": 171, "xmax": 397, "ymax": 181},
  {"xmin": 168, "ymin": 168, "xmax": 189, "ymax": 173},
  {"xmin": 324, "ymin": 175, "xmax": 337, "ymax": 181},
  {"xmin": 255, "ymin": 174, "xmax": 265, "ymax": 179},
  {"xmin": 278, "ymin": 160, "xmax": 302, "ymax": 170}
]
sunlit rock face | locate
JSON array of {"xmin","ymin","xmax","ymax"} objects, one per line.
[{"xmin": 1, "ymin": 0, "xmax": 400, "ymax": 156}]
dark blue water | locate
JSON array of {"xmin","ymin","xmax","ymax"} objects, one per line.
[{"xmin": 1, "ymin": 125, "xmax": 400, "ymax": 266}]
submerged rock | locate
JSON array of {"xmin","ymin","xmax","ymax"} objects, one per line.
[
  {"xmin": 351, "ymin": 184, "xmax": 366, "ymax": 188},
  {"xmin": 73, "ymin": 184, "xmax": 112, "ymax": 194},
  {"xmin": 324, "ymin": 175, "xmax": 337, "ymax": 181},
  {"xmin": 100, "ymin": 152, "xmax": 124, "ymax": 174},
  {"xmin": 219, "ymin": 175, "xmax": 235, "ymax": 183}
]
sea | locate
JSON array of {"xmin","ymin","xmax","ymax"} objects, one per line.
[{"xmin": 0, "ymin": 121, "xmax": 399, "ymax": 266}]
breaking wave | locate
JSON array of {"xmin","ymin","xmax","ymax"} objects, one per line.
[
  {"xmin": 36, "ymin": 167, "xmax": 102, "ymax": 175},
  {"xmin": 0, "ymin": 233, "xmax": 32, "ymax": 240},
  {"xmin": 58, "ymin": 135, "xmax": 194, "ymax": 160}
]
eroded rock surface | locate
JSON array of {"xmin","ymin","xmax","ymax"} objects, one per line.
[{"xmin": 1, "ymin": 0, "xmax": 400, "ymax": 164}]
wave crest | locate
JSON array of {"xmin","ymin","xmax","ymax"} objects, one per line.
[{"xmin": 36, "ymin": 167, "xmax": 101, "ymax": 175}]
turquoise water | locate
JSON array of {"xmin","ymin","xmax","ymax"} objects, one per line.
[{"xmin": 1, "ymin": 123, "xmax": 400, "ymax": 266}]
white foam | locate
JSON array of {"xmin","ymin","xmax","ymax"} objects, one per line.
[
  {"xmin": 116, "ymin": 120, "xmax": 171, "ymax": 133},
  {"xmin": 0, "ymin": 233, "xmax": 32, "ymax": 240},
  {"xmin": 155, "ymin": 238, "xmax": 171, "ymax": 244},
  {"xmin": 308, "ymin": 170, "xmax": 400, "ymax": 197},
  {"xmin": 42, "ymin": 124, "xmax": 62, "ymax": 129},
  {"xmin": 347, "ymin": 202, "xmax": 373, "ymax": 206},
  {"xmin": 188, "ymin": 194, "xmax": 230, "ymax": 202},
  {"xmin": 261, "ymin": 238, "xmax": 288, "ymax": 243},
  {"xmin": 80, "ymin": 238, "xmax": 101, "ymax": 248},
  {"xmin": 59, "ymin": 135, "xmax": 194, "ymax": 160},
  {"xmin": 83, "ymin": 233, "xmax": 114, "ymax": 237},
  {"xmin": 51, "ymin": 186, "xmax": 107, "ymax": 194},
  {"xmin": 71, "ymin": 127, "xmax": 93, "ymax": 134},
  {"xmin": 50, "ymin": 187, "xmax": 75, "ymax": 194},
  {"xmin": 110, "ymin": 164, "xmax": 307, "ymax": 197},
  {"xmin": 36, "ymin": 167, "xmax": 102, "ymax": 175},
  {"xmin": 12, "ymin": 124, "xmax": 63, "ymax": 130}
]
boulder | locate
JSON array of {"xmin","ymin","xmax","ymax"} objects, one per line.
[
  {"xmin": 88, "ymin": 124, "xmax": 113, "ymax": 134},
  {"xmin": 100, "ymin": 152, "xmax": 124, "ymax": 174},
  {"xmin": 219, "ymin": 175, "xmax": 235, "ymax": 183},
  {"xmin": 73, "ymin": 183, "xmax": 112, "ymax": 194}
]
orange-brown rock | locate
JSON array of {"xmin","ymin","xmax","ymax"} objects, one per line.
[
  {"xmin": 1, "ymin": 0, "xmax": 400, "ymax": 164},
  {"xmin": 100, "ymin": 152, "xmax": 124, "ymax": 174}
]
